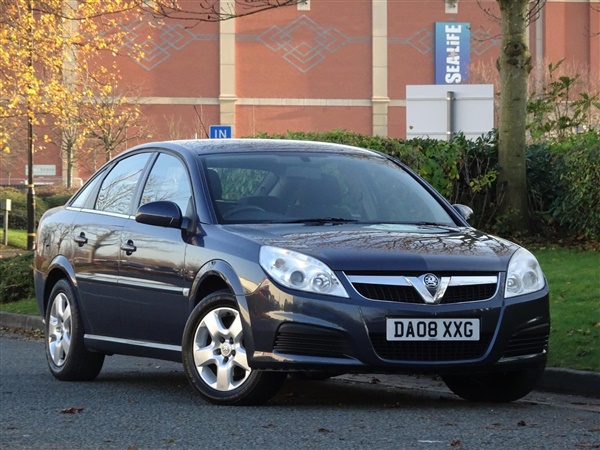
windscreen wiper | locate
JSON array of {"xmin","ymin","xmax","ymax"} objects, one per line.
[
  {"xmin": 282, "ymin": 217, "xmax": 359, "ymax": 225},
  {"xmin": 412, "ymin": 221, "xmax": 461, "ymax": 230}
]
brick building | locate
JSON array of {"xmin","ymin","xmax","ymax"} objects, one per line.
[{"xmin": 2, "ymin": 0, "xmax": 599, "ymax": 185}]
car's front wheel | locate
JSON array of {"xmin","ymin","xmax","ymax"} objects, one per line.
[
  {"xmin": 45, "ymin": 279, "xmax": 105, "ymax": 381},
  {"xmin": 182, "ymin": 290, "xmax": 286, "ymax": 405},
  {"xmin": 442, "ymin": 365, "xmax": 545, "ymax": 403}
]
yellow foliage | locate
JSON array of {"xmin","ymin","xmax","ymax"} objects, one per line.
[
  {"xmin": 0, "ymin": 0, "xmax": 144, "ymax": 160},
  {"xmin": 1, "ymin": 0, "xmax": 293, "ymax": 160}
]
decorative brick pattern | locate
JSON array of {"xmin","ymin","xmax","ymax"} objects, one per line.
[{"xmin": 258, "ymin": 16, "xmax": 349, "ymax": 73}]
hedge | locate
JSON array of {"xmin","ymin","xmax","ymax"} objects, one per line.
[{"xmin": 0, "ymin": 252, "xmax": 35, "ymax": 304}]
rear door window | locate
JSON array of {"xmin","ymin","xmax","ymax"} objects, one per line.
[{"xmin": 96, "ymin": 153, "xmax": 151, "ymax": 215}]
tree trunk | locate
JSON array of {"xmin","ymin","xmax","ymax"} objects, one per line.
[
  {"xmin": 66, "ymin": 141, "xmax": 73, "ymax": 188},
  {"xmin": 496, "ymin": 0, "xmax": 533, "ymax": 232}
]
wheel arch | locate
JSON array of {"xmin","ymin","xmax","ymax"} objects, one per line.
[
  {"xmin": 189, "ymin": 259, "xmax": 246, "ymax": 307},
  {"xmin": 41, "ymin": 255, "xmax": 78, "ymax": 317},
  {"xmin": 188, "ymin": 259, "xmax": 256, "ymax": 354}
]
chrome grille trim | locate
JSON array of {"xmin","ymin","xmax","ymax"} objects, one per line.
[
  {"xmin": 346, "ymin": 275, "xmax": 498, "ymax": 286},
  {"xmin": 346, "ymin": 274, "xmax": 499, "ymax": 304}
]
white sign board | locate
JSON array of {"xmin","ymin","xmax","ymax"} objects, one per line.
[
  {"xmin": 25, "ymin": 165, "xmax": 57, "ymax": 176},
  {"xmin": 406, "ymin": 84, "xmax": 494, "ymax": 140}
]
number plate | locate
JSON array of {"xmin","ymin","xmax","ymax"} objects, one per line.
[{"xmin": 386, "ymin": 318, "xmax": 480, "ymax": 341}]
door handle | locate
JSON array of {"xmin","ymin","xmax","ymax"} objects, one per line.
[
  {"xmin": 121, "ymin": 239, "xmax": 137, "ymax": 256},
  {"xmin": 73, "ymin": 232, "xmax": 88, "ymax": 247}
]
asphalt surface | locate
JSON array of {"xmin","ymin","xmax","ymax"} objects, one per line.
[
  {"xmin": 2, "ymin": 330, "xmax": 600, "ymax": 450},
  {"xmin": 1, "ymin": 311, "xmax": 599, "ymax": 400}
]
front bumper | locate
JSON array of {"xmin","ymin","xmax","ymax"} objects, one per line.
[{"xmin": 245, "ymin": 280, "xmax": 549, "ymax": 374}]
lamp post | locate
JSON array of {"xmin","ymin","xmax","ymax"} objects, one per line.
[
  {"xmin": 26, "ymin": 0, "xmax": 36, "ymax": 251},
  {"xmin": 27, "ymin": 116, "xmax": 35, "ymax": 251}
]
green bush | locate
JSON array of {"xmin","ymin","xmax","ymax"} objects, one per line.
[
  {"xmin": 526, "ymin": 142, "xmax": 561, "ymax": 236},
  {"xmin": 450, "ymin": 132, "xmax": 500, "ymax": 230},
  {"xmin": 43, "ymin": 193, "xmax": 73, "ymax": 209},
  {"xmin": 254, "ymin": 129, "xmax": 424, "ymax": 168},
  {"xmin": 549, "ymin": 131, "xmax": 600, "ymax": 239},
  {"xmin": 0, "ymin": 186, "xmax": 76, "ymax": 230},
  {"xmin": 0, "ymin": 187, "xmax": 48, "ymax": 230},
  {"xmin": 401, "ymin": 137, "xmax": 460, "ymax": 198},
  {"xmin": 0, "ymin": 252, "xmax": 35, "ymax": 303},
  {"xmin": 36, "ymin": 185, "xmax": 77, "ymax": 207},
  {"xmin": 527, "ymin": 61, "xmax": 600, "ymax": 144}
]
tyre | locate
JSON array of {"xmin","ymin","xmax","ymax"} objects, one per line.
[
  {"xmin": 442, "ymin": 365, "xmax": 545, "ymax": 403},
  {"xmin": 182, "ymin": 290, "xmax": 286, "ymax": 406},
  {"xmin": 45, "ymin": 279, "xmax": 105, "ymax": 381}
]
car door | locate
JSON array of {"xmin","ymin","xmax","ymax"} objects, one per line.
[
  {"xmin": 118, "ymin": 152, "xmax": 194, "ymax": 345},
  {"xmin": 71, "ymin": 152, "xmax": 152, "ymax": 338}
]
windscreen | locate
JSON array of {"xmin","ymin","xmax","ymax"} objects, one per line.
[{"xmin": 202, "ymin": 151, "xmax": 456, "ymax": 226}]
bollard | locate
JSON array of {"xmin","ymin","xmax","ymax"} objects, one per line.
[{"xmin": 1, "ymin": 199, "xmax": 11, "ymax": 246}]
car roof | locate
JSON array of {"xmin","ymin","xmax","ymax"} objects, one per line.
[{"xmin": 126, "ymin": 138, "xmax": 382, "ymax": 158}]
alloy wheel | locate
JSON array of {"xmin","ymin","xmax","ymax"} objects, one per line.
[
  {"xmin": 48, "ymin": 292, "xmax": 72, "ymax": 367},
  {"xmin": 192, "ymin": 307, "xmax": 251, "ymax": 391}
]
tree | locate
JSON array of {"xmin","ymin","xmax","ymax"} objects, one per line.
[
  {"xmin": 495, "ymin": 0, "xmax": 542, "ymax": 231},
  {"xmin": 80, "ymin": 71, "xmax": 150, "ymax": 167},
  {"xmin": 1, "ymin": 0, "xmax": 143, "ymax": 248}
]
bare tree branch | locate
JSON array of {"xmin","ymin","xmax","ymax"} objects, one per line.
[
  {"xmin": 20, "ymin": 0, "xmax": 301, "ymax": 25},
  {"xmin": 141, "ymin": 0, "xmax": 302, "ymax": 26}
]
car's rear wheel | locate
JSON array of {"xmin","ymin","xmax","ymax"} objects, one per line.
[
  {"xmin": 442, "ymin": 365, "xmax": 545, "ymax": 403},
  {"xmin": 45, "ymin": 279, "xmax": 105, "ymax": 381},
  {"xmin": 182, "ymin": 290, "xmax": 286, "ymax": 405}
]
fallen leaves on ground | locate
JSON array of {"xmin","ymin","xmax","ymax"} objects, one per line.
[
  {"xmin": 60, "ymin": 407, "xmax": 84, "ymax": 414},
  {"xmin": 576, "ymin": 443, "xmax": 600, "ymax": 449}
]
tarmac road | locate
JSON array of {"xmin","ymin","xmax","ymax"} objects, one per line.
[{"xmin": 1, "ymin": 330, "xmax": 599, "ymax": 450}]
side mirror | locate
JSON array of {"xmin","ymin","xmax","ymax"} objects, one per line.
[
  {"xmin": 452, "ymin": 204, "xmax": 474, "ymax": 221},
  {"xmin": 136, "ymin": 201, "xmax": 183, "ymax": 228}
]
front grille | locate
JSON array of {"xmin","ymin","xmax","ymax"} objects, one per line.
[
  {"xmin": 353, "ymin": 283, "xmax": 497, "ymax": 304},
  {"xmin": 503, "ymin": 325, "xmax": 549, "ymax": 358},
  {"xmin": 369, "ymin": 333, "xmax": 492, "ymax": 362},
  {"xmin": 274, "ymin": 323, "xmax": 352, "ymax": 358},
  {"xmin": 347, "ymin": 272, "xmax": 499, "ymax": 305},
  {"xmin": 354, "ymin": 284, "xmax": 419, "ymax": 303}
]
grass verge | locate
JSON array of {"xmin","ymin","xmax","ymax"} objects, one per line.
[
  {"xmin": 3, "ymin": 228, "xmax": 28, "ymax": 249},
  {"xmin": 535, "ymin": 248, "xmax": 600, "ymax": 372},
  {"xmin": 1, "ymin": 298, "xmax": 38, "ymax": 315}
]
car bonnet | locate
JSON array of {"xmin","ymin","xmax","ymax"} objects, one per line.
[{"xmin": 221, "ymin": 223, "xmax": 518, "ymax": 272}]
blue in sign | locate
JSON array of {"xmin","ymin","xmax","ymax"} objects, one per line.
[
  {"xmin": 209, "ymin": 125, "xmax": 232, "ymax": 139},
  {"xmin": 434, "ymin": 22, "xmax": 470, "ymax": 85}
]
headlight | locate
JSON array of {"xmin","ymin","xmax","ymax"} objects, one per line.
[
  {"xmin": 259, "ymin": 246, "xmax": 349, "ymax": 298},
  {"xmin": 505, "ymin": 248, "xmax": 545, "ymax": 298}
]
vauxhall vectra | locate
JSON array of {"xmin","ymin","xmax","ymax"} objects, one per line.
[{"xmin": 34, "ymin": 139, "xmax": 549, "ymax": 405}]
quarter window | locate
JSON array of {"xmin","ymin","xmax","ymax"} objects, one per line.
[{"xmin": 69, "ymin": 170, "xmax": 105, "ymax": 209}]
